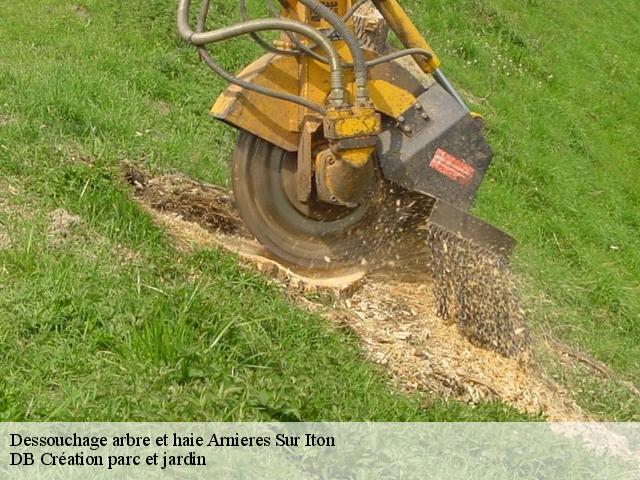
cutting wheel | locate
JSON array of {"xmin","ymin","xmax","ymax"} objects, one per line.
[{"xmin": 232, "ymin": 131, "xmax": 383, "ymax": 268}]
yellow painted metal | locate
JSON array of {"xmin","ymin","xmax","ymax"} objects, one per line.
[
  {"xmin": 211, "ymin": 49, "xmax": 417, "ymax": 152},
  {"xmin": 211, "ymin": 0, "xmax": 444, "ymax": 216},
  {"xmin": 302, "ymin": 42, "xmax": 417, "ymax": 119},
  {"xmin": 322, "ymin": 105, "xmax": 380, "ymax": 167},
  {"xmin": 324, "ymin": 105, "xmax": 380, "ymax": 139},
  {"xmin": 368, "ymin": 79, "xmax": 416, "ymax": 118},
  {"xmin": 370, "ymin": 0, "xmax": 441, "ymax": 73},
  {"xmin": 333, "ymin": 115, "xmax": 377, "ymax": 137},
  {"xmin": 338, "ymin": 146, "xmax": 375, "ymax": 167},
  {"xmin": 211, "ymin": 54, "xmax": 301, "ymax": 151},
  {"xmin": 277, "ymin": 0, "xmax": 349, "ymax": 30},
  {"xmin": 211, "ymin": 1, "xmax": 426, "ymax": 154},
  {"xmin": 305, "ymin": 0, "xmax": 348, "ymax": 28}
]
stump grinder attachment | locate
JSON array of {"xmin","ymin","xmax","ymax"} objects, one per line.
[
  {"xmin": 177, "ymin": 0, "xmax": 515, "ymax": 269},
  {"xmin": 180, "ymin": 0, "xmax": 523, "ymax": 266}
]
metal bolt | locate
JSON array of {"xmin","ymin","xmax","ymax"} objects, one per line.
[
  {"xmin": 328, "ymin": 156, "xmax": 335, "ymax": 165},
  {"xmin": 415, "ymin": 103, "xmax": 422, "ymax": 110},
  {"xmin": 421, "ymin": 112, "xmax": 429, "ymax": 120},
  {"xmin": 330, "ymin": 195, "xmax": 338, "ymax": 203},
  {"xmin": 403, "ymin": 125, "xmax": 413, "ymax": 134},
  {"xmin": 397, "ymin": 115, "xmax": 405, "ymax": 123}
]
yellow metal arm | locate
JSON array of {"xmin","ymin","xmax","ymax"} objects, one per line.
[{"xmin": 370, "ymin": 0, "xmax": 441, "ymax": 73}]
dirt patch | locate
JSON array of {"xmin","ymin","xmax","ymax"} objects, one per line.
[
  {"xmin": 47, "ymin": 208, "xmax": 83, "ymax": 246},
  {"xmin": 0, "ymin": 114, "xmax": 16, "ymax": 127},
  {"xmin": 0, "ymin": 227, "xmax": 11, "ymax": 250},
  {"xmin": 0, "ymin": 183, "xmax": 17, "ymax": 250},
  {"xmin": 126, "ymin": 168, "xmax": 586, "ymax": 420},
  {"xmin": 0, "ymin": 181, "xmax": 33, "ymax": 221},
  {"xmin": 45, "ymin": 207, "xmax": 138, "ymax": 264},
  {"xmin": 156, "ymin": 101, "xmax": 171, "ymax": 117},
  {"xmin": 71, "ymin": 4, "xmax": 90, "ymax": 21}
]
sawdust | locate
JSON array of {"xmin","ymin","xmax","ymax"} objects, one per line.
[
  {"xmin": 125, "ymin": 168, "xmax": 587, "ymax": 420},
  {"xmin": 425, "ymin": 226, "xmax": 530, "ymax": 357},
  {"xmin": 126, "ymin": 166, "xmax": 242, "ymax": 235},
  {"xmin": 360, "ymin": 189, "xmax": 530, "ymax": 358},
  {"xmin": 326, "ymin": 277, "xmax": 582, "ymax": 420},
  {"xmin": 128, "ymin": 167, "xmax": 367, "ymax": 295}
]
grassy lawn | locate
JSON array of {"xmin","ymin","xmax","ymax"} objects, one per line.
[
  {"xmin": 0, "ymin": 0, "xmax": 638, "ymax": 420},
  {"xmin": 412, "ymin": 0, "xmax": 640, "ymax": 418}
]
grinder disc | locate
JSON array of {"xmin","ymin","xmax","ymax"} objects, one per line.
[{"xmin": 232, "ymin": 131, "xmax": 382, "ymax": 268}]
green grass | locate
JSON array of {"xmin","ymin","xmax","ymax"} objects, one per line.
[
  {"xmin": 0, "ymin": 0, "xmax": 528, "ymax": 421},
  {"xmin": 0, "ymin": 158, "xmax": 524, "ymax": 422},
  {"xmin": 0, "ymin": 0, "xmax": 638, "ymax": 420},
  {"xmin": 406, "ymin": 0, "xmax": 640, "ymax": 418}
]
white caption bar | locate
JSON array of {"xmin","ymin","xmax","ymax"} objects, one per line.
[{"xmin": 2, "ymin": 423, "xmax": 640, "ymax": 479}]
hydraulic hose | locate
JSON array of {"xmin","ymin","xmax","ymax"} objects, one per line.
[
  {"xmin": 295, "ymin": 0, "xmax": 370, "ymax": 103},
  {"xmin": 197, "ymin": 49, "xmax": 326, "ymax": 113},
  {"xmin": 196, "ymin": 0, "xmax": 210, "ymax": 31},
  {"xmin": 177, "ymin": 0, "xmax": 346, "ymax": 108},
  {"xmin": 255, "ymin": 0, "xmax": 371, "ymax": 94},
  {"xmin": 343, "ymin": 0, "xmax": 368, "ymax": 22},
  {"xmin": 179, "ymin": 13, "xmax": 339, "ymax": 70},
  {"xmin": 194, "ymin": 0, "xmax": 325, "ymax": 113},
  {"xmin": 432, "ymin": 69, "xmax": 468, "ymax": 111},
  {"xmin": 264, "ymin": 0, "xmax": 330, "ymax": 63},
  {"xmin": 364, "ymin": 48, "xmax": 432, "ymax": 67},
  {"xmin": 312, "ymin": 47, "xmax": 434, "ymax": 70},
  {"xmin": 259, "ymin": 0, "xmax": 369, "ymax": 68},
  {"xmin": 249, "ymin": 0, "xmax": 432, "ymax": 73},
  {"xmin": 237, "ymin": 0, "xmax": 299, "ymax": 57}
]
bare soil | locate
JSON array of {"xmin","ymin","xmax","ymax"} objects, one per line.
[
  {"xmin": 0, "ymin": 227, "xmax": 11, "ymax": 250},
  {"xmin": 47, "ymin": 208, "xmax": 83, "ymax": 243}
]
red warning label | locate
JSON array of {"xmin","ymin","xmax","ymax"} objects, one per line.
[{"xmin": 429, "ymin": 149, "xmax": 476, "ymax": 186}]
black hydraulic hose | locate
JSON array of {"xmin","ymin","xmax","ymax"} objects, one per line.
[
  {"xmin": 197, "ymin": 47, "xmax": 326, "ymax": 113},
  {"xmin": 237, "ymin": 0, "xmax": 299, "ymax": 57},
  {"xmin": 364, "ymin": 48, "xmax": 433, "ymax": 67},
  {"xmin": 178, "ymin": 0, "xmax": 345, "ymax": 108},
  {"xmin": 296, "ymin": 0, "xmax": 369, "ymax": 103},
  {"xmin": 264, "ymin": 0, "xmax": 329, "ymax": 63},
  {"xmin": 193, "ymin": 0, "xmax": 327, "ymax": 113}
]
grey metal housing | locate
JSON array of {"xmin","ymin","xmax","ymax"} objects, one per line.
[{"xmin": 377, "ymin": 83, "xmax": 493, "ymax": 212}]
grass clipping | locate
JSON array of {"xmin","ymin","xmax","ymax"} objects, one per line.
[{"xmin": 425, "ymin": 225, "xmax": 530, "ymax": 358}]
